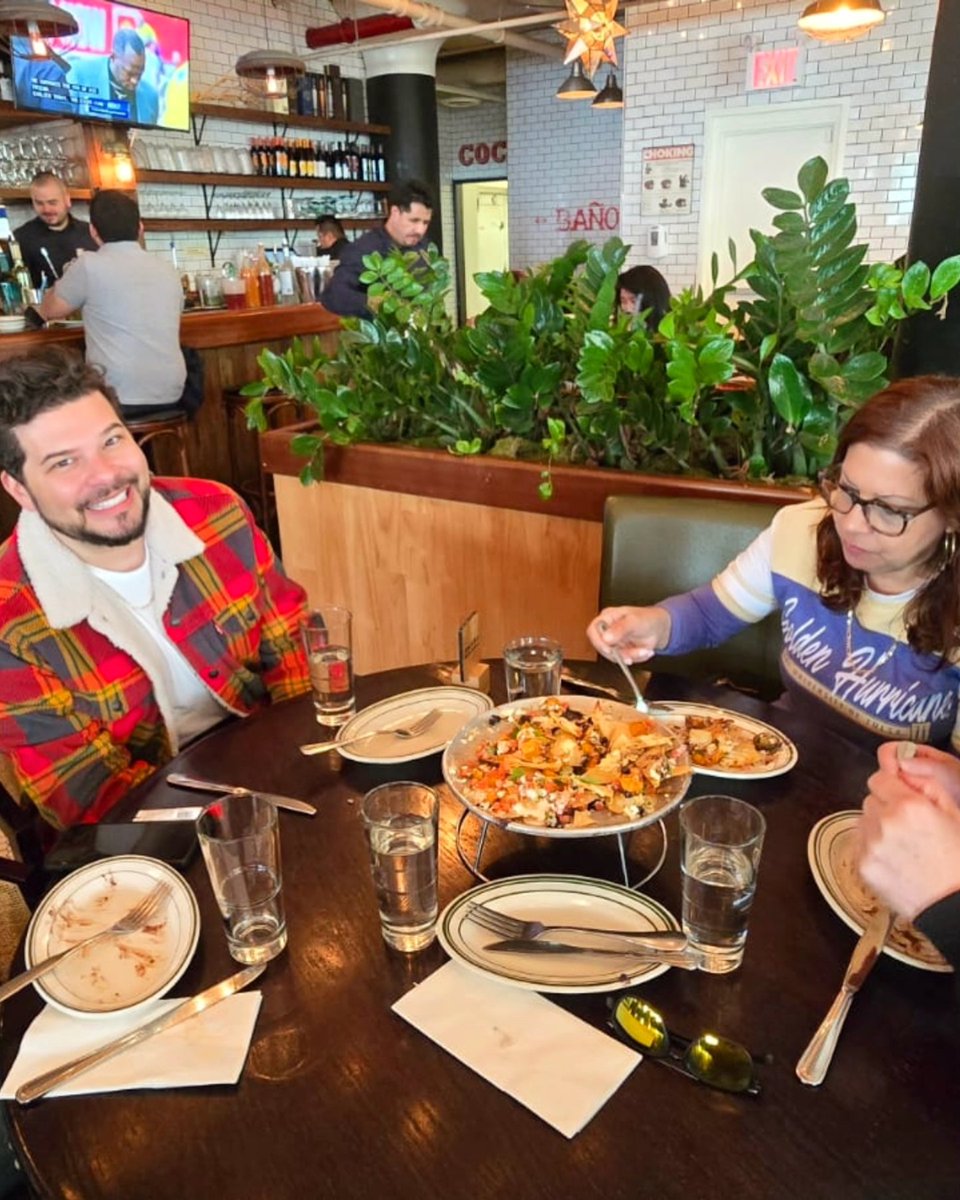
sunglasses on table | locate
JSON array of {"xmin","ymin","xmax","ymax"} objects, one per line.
[{"xmin": 607, "ymin": 994, "xmax": 762, "ymax": 1096}]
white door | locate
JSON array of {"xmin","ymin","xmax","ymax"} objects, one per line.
[{"xmin": 699, "ymin": 100, "xmax": 848, "ymax": 291}]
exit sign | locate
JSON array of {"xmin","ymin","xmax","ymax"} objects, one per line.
[{"xmin": 747, "ymin": 47, "xmax": 803, "ymax": 91}]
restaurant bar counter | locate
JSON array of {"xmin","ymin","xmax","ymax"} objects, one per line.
[{"xmin": 0, "ymin": 305, "xmax": 341, "ymax": 541}]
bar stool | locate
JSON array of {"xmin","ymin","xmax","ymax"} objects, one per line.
[
  {"xmin": 126, "ymin": 409, "xmax": 191, "ymax": 477},
  {"xmin": 223, "ymin": 388, "xmax": 304, "ymax": 529}
]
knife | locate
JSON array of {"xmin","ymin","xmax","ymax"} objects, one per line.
[
  {"xmin": 796, "ymin": 905, "xmax": 895, "ymax": 1086},
  {"xmin": 485, "ymin": 938, "xmax": 703, "ymax": 970},
  {"xmin": 166, "ymin": 773, "xmax": 317, "ymax": 817},
  {"xmin": 16, "ymin": 963, "xmax": 266, "ymax": 1104}
]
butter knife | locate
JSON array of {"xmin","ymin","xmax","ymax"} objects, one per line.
[
  {"xmin": 485, "ymin": 938, "xmax": 702, "ymax": 970},
  {"xmin": 166, "ymin": 774, "xmax": 316, "ymax": 817},
  {"xmin": 16, "ymin": 963, "xmax": 266, "ymax": 1104},
  {"xmin": 796, "ymin": 906, "xmax": 895, "ymax": 1086}
]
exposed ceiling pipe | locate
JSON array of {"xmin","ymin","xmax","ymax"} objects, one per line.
[
  {"xmin": 307, "ymin": 0, "xmax": 563, "ymax": 61},
  {"xmin": 305, "ymin": 15, "xmax": 414, "ymax": 48},
  {"xmin": 325, "ymin": 10, "xmax": 568, "ymax": 55}
]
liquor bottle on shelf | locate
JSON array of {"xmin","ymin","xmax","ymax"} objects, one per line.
[
  {"xmin": 277, "ymin": 242, "xmax": 297, "ymax": 306},
  {"xmin": 241, "ymin": 252, "xmax": 260, "ymax": 308},
  {"xmin": 256, "ymin": 243, "xmax": 276, "ymax": 307},
  {"xmin": 9, "ymin": 239, "xmax": 37, "ymax": 307}
]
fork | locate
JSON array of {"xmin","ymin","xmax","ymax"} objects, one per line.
[
  {"xmin": 465, "ymin": 902, "xmax": 689, "ymax": 952},
  {"xmin": 597, "ymin": 619, "xmax": 652, "ymax": 714},
  {"xmin": 0, "ymin": 880, "xmax": 173, "ymax": 1005},
  {"xmin": 299, "ymin": 707, "xmax": 442, "ymax": 756}
]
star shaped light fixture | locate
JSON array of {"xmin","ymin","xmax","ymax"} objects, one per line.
[{"xmin": 553, "ymin": 0, "xmax": 626, "ymax": 78}]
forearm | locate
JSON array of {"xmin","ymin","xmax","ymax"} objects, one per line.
[{"xmin": 661, "ymin": 585, "xmax": 751, "ymax": 654}]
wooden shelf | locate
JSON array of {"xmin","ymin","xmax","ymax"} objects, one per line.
[
  {"xmin": 190, "ymin": 102, "xmax": 390, "ymax": 138},
  {"xmin": 0, "ymin": 100, "xmax": 63, "ymax": 127},
  {"xmin": 0, "ymin": 186, "xmax": 94, "ymax": 201},
  {"xmin": 142, "ymin": 217, "xmax": 379, "ymax": 233},
  {"xmin": 137, "ymin": 169, "xmax": 389, "ymax": 193}
]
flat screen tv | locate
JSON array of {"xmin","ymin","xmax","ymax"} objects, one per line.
[{"xmin": 11, "ymin": 1, "xmax": 190, "ymax": 131}]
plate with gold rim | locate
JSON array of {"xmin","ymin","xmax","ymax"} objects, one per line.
[{"xmin": 807, "ymin": 811, "xmax": 951, "ymax": 973}]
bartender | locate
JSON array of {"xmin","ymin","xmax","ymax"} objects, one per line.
[{"xmin": 14, "ymin": 171, "xmax": 97, "ymax": 290}]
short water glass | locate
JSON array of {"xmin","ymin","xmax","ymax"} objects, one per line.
[
  {"xmin": 679, "ymin": 794, "xmax": 765, "ymax": 974},
  {"xmin": 361, "ymin": 782, "xmax": 439, "ymax": 952},
  {"xmin": 301, "ymin": 606, "xmax": 355, "ymax": 726},
  {"xmin": 198, "ymin": 793, "xmax": 287, "ymax": 964},
  {"xmin": 503, "ymin": 635, "xmax": 563, "ymax": 701}
]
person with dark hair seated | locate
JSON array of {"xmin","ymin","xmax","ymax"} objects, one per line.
[
  {"xmin": 34, "ymin": 190, "xmax": 186, "ymax": 418},
  {"xmin": 322, "ymin": 178, "xmax": 434, "ymax": 319},
  {"xmin": 589, "ymin": 376, "xmax": 960, "ymax": 751},
  {"xmin": 616, "ymin": 264, "xmax": 671, "ymax": 330},
  {"xmin": 0, "ymin": 349, "xmax": 310, "ymax": 832}
]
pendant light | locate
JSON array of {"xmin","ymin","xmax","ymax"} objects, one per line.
[
  {"xmin": 0, "ymin": 0, "xmax": 78, "ymax": 58},
  {"xmin": 592, "ymin": 71, "xmax": 623, "ymax": 110},
  {"xmin": 235, "ymin": 0, "xmax": 306, "ymax": 93},
  {"xmin": 798, "ymin": 0, "xmax": 885, "ymax": 43},
  {"xmin": 556, "ymin": 60, "xmax": 597, "ymax": 101}
]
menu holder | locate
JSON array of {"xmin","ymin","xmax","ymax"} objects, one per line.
[{"xmin": 452, "ymin": 612, "xmax": 489, "ymax": 693}]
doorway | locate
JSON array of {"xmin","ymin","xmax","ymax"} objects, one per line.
[{"xmin": 454, "ymin": 178, "xmax": 509, "ymax": 324}]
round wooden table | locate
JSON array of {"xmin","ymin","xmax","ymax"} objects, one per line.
[{"xmin": 3, "ymin": 664, "xmax": 959, "ymax": 1199}]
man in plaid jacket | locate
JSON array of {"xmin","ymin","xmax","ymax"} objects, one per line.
[{"xmin": 0, "ymin": 348, "xmax": 310, "ymax": 830}]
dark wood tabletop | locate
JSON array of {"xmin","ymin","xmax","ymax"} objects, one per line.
[{"xmin": 3, "ymin": 664, "xmax": 959, "ymax": 1200}]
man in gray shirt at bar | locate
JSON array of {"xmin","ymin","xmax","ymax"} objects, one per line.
[{"xmin": 35, "ymin": 190, "xmax": 185, "ymax": 415}]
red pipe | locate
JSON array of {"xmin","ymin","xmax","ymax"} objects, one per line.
[{"xmin": 305, "ymin": 16, "xmax": 415, "ymax": 49}]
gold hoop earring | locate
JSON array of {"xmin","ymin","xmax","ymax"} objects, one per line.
[{"xmin": 941, "ymin": 530, "xmax": 957, "ymax": 570}]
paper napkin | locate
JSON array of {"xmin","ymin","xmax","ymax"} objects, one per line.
[
  {"xmin": 392, "ymin": 961, "xmax": 639, "ymax": 1138},
  {"xmin": 1, "ymin": 991, "xmax": 263, "ymax": 1100}
]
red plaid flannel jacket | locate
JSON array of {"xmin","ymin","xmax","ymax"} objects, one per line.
[{"xmin": 0, "ymin": 477, "xmax": 310, "ymax": 830}]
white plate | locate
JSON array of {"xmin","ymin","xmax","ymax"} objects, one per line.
[
  {"xmin": 807, "ymin": 811, "xmax": 951, "ymax": 973},
  {"xmin": 438, "ymin": 874, "xmax": 681, "ymax": 993},
  {"xmin": 653, "ymin": 701, "xmax": 797, "ymax": 778},
  {"xmin": 336, "ymin": 686, "xmax": 494, "ymax": 764},
  {"xmin": 443, "ymin": 694, "xmax": 691, "ymax": 839},
  {"xmin": 25, "ymin": 855, "xmax": 201, "ymax": 1017}
]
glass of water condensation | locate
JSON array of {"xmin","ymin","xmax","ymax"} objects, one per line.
[
  {"xmin": 197, "ymin": 793, "xmax": 287, "ymax": 964},
  {"xmin": 301, "ymin": 605, "xmax": 355, "ymax": 726},
  {"xmin": 503, "ymin": 635, "xmax": 563, "ymax": 701},
  {"xmin": 679, "ymin": 795, "xmax": 765, "ymax": 974},
  {"xmin": 361, "ymin": 782, "xmax": 439, "ymax": 952}
]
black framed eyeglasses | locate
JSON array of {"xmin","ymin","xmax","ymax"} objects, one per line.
[
  {"xmin": 818, "ymin": 468, "xmax": 935, "ymax": 537},
  {"xmin": 608, "ymin": 994, "xmax": 762, "ymax": 1095}
]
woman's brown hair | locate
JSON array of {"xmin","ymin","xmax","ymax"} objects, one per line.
[{"xmin": 816, "ymin": 375, "xmax": 960, "ymax": 658}]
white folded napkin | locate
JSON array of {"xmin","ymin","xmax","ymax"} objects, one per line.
[
  {"xmin": 1, "ymin": 992, "xmax": 263, "ymax": 1100},
  {"xmin": 392, "ymin": 962, "xmax": 639, "ymax": 1138}
]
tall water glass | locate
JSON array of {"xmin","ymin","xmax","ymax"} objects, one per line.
[
  {"xmin": 361, "ymin": 782, "xmax": 439, "ymax": 952},
  {"xmin": 301, "ymin": 605, "xmax": 355, "ymax": 726},
  {"xmin": 679, "ymin": 794, "xmax": 765, "ymax": 974},
  {"xmin": 503, "ymin": 635, "xmax": 563, "ymax": 701},
  {"xmin": 198, "ymin": 793, "xmax": 287, "ymax": 964}
]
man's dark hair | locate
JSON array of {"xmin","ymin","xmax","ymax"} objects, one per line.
[
  {"xmin": 387, "ymin": 179, "xmax": 433, "ymax": 213},
  {"xmin": 113, "ymin": 28, "xmax": 145, "ymax": 57},
  {"xmin": 0, "ymin": 349, "xmax": 120, "ymax": 482},
  {"xmin": 89, "ymin": 189, "xmax": 141, "ymax": 243},
  {"xmin": 316, "ymin": 214, "xmax": 345, "ymax": 239}
]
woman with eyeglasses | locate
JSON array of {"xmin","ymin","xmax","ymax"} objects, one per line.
[{"xmin": 588, "ymin": 375, "xmax": 960, "ymax": 750}]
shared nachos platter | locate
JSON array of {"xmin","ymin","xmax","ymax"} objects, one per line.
[{"xmin": 443, "ymin": 696, "xmax": 692, "ymax": 838}]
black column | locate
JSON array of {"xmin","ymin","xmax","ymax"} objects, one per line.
[
  {"xmin": 893, "ymin": 2, "xmax": 960, "ymax": 377},
  {"xmin": 366, "ymin": 73, "xmax": 442, "ymax": 251}
]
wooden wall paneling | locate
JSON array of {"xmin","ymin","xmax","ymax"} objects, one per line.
[{"xmin": 275, "ymin": 476, "xmax": 602, "ymax": 674}]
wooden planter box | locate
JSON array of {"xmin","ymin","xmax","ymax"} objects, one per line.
[{"xmin": 261, "ymin": 432, "xmax": 808, "ymax": 674}]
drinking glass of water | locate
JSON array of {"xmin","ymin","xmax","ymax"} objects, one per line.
[
  {"xmin": 198, "ymin": 793, "xmax": 287, "ymax": 964},
  {"xmin": 503, "ymin": 635, "xmax": 563, "ymax": 701},
  {"xmin": 301, "ymin": 605, "xmax": 355, "ymax": 726},
  {"xmin": 361, "ymin": 782, "xmax": 439, "ymax": 952},
  {"xmin": 679, "ymin": 794, "xmax": 765, "ymax": 974}
]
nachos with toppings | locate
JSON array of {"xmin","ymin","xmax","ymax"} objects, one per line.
[
  {"xmin": 681, "ymin": 713, "xmax": 786, "ymax": 772},
  {"xmin": 450, "ymin": 697, "xmax": 690, "ymax": 829}
]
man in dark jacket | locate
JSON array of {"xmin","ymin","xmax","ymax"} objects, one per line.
[{"xmin": 322, "ymin": 179, "xmax": 433, "ymax": 319}]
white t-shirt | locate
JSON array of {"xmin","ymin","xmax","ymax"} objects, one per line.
[{"xmin": 90, "ymin": 550, "xmax": 227, "ymax": 743}]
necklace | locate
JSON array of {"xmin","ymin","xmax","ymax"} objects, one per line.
[{"xmin": 844, "ymin": 608, "xmax": 898, "ymax": 678}]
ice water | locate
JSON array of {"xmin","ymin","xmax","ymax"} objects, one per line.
[
  {"xmin": 681, "ymin": 846, "xmax": 757, "ymax": 973},
  {"xmin": 504, "ymin": 658, "xmax": 562, "ymax": 701},
  {"xmin": 367, "ymin": 819, "xmax": 438, "ymax": 952},
  {"xmin": 219, "ymin": 863, "xmax": 287, "ymax": 964},
  {"xmin": 309, "ymin": 645, "xmax": 355, "ymax": 725}
]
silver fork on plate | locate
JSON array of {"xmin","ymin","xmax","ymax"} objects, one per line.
[
  {"xmin": 465, "ymin": 902, "xmax": 689, "ymax": 952},
  {"xmin": 0, "ymin": 880, "xmax": 173, "ymax": 1005},
  {"xmin": 299, "ymin": 707, "xmax": 442, "ymax": 756}
]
